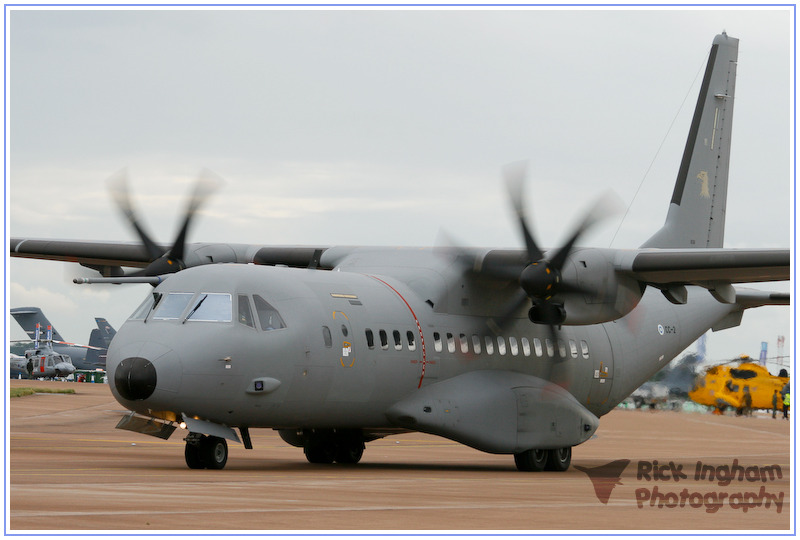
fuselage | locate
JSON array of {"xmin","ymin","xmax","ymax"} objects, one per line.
[{"xmin": 107, "ymin": 263, "xmax": 737, "ymax": 437}]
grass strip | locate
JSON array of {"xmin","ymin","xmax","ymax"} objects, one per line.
[{"xmin": 10, "ymin": 387, "xmax": 76, "ymax": 398}]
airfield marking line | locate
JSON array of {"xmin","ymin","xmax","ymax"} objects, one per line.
[{"xmin": 11, "ymin": 500, "xmax": 634, "ymax": 519}]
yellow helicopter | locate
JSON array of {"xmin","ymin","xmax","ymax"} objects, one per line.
[{"xmin": 689, "ymin": 357, "xmax": 789, "ymax": 415}]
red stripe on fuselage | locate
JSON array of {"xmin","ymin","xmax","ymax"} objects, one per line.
[{"xmin": 368, "ymin": 275, "xmax": 427, "ymax": 388}]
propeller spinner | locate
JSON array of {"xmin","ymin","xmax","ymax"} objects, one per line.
[{"xmin": 502, "ymin": 161, "xmax": 620, "ymax": 328}]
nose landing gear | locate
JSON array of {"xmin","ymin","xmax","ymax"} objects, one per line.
[{"xmin": 185, "ymin": 433, "xmax": 228, "ymax": 470}]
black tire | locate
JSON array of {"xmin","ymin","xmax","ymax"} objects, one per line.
[
  {"xmin": 514, "ymin": 448, "xmax": 548, "ymax": 472},
  {"xmin": 334, "ymin": 439, "xmax": 364, "ymax": 464},
  {"xmin": 201, "ymin": 436, "xmax": 228, "ymax": 470},
  {"xmin": 185, "ymin": 440, "xmax": 205, "ymax": 469},
  {"xmin": 545, "ymin": 447, "xmax": 572, "ymax": 472},
  {"xmin": 304, "ymin": 441, "xmax": 335, "ymax": 464}
]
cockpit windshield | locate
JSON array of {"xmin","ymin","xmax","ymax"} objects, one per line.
[
  {"xmin": 128, "ymin": 291, "xmax": 281, "ymax": 328},
  {"xmin": 185, "ymin": 293, "xmax": 232, "ymax": 322},
  {"xmin": 153, "ymin": 293, "xmax": 194, "ymax": 320}
]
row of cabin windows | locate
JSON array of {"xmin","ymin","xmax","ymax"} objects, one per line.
[{"xmin": 320, "ymin": 325, "xmax": 590, "ymax": 359}]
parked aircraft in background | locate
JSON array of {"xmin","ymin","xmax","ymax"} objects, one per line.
[
  {"xmin": 689, "ymin": 360, "xmax": 790, "ymax": 414},
  {"xmin": 10, "ymin": 33, "xmax": 789, "ymax": 471},
  {"xmin": 11, "ymin": 324, "xmax": 76, "ymax": 379},
  {"xmin": 10, "ymin": 307, "xmax": 115, "ymax": 370}
]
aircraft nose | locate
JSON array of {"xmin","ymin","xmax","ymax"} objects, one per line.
[{"xmin": 114, "ymin": 357, "xmax": 157, "ymax": 401}]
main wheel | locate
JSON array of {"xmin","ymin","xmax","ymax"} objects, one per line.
[
  {"xmin": 334, "ymin": 438, "xmax": 365, "ymax": 464},
  {"xmin": 545, "ymin": 447, "xmax": 572, "ymax": 472},
  {"xmin": 185, "ymin": 440, "xmax": 205, "ymax": 469},
  {"xmin": 514, "ymin": 448, "xmax": 548, "ymax": 472},
  {"xmin": 304, "ymin": 441, "xmax": 335, "ymax": 464},
  {"xmin": 200, "ymin": 436, "xmax": 228, "ymax": 470}
]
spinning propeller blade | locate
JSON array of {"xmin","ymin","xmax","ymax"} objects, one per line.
[{"xmin": 108, "ymin": 169, "xmax": 222, "ymax": 278}]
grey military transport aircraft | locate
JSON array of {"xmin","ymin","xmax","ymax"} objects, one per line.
[{"xmin": 9, "ymin": 33, "xmax": 790, "ymax": 471}]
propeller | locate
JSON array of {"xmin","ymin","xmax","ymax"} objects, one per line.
[
  {"xmin": 499, "ymin": 161, "xmax": 620, "ymax": 331},
  {"xmin": 107, "ymin": 169, "xmax": 222, "ymax": 278}
]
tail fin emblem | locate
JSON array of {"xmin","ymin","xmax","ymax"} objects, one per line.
[{"xmin": 697, "ymin": 171, "xmax": 710, "ymax": 198}]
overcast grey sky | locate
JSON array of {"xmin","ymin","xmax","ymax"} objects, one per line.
[{"xmin": 6, "ymin": 6, "xmax": 794, "ymax": 369}]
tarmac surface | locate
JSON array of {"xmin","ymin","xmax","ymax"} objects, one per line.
[{"xmin": 7, "ymin": 379, "xmax": 793, "ymax": 533}]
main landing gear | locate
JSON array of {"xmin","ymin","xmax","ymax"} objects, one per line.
[
  {"xmin": 513, "ymin": 447, "xmax": 571, "ymax": 472},
  {"xmin": 184, "ymin": 433, "xmax": 228, "ymax": 470},
  {"xmin": 303, "ymin": 431, "xmax": 365, "ymax": 465}
]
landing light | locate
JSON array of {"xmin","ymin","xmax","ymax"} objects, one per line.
[{"xmin": 179, "ymin": 422, "xmax": 187, "ymax": 430}]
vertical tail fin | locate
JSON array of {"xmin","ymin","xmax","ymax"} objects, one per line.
[
  {"xmin": 642, "ymin": 32, "xmax": 738, "ymax": 249},
  {"xmin": 10, "ymin": 307, "xmax": 65, "ymax": 342}
]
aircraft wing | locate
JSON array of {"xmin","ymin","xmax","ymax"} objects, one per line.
[
  {"xmin": 9, "ymin": 237, "xmax": 328, "ymax": 274},
  {"xmin": 10, "ymin": 238, "xmax": 790, "ymax": 288},
  {"xmin": 10, "ymin": 238, "xmax": 152, "ymax": 268},
  {"xmin": 615, "ymin": 248, "xmax": 790, "ymax": 285}
]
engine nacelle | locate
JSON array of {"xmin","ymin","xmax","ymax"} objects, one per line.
[{"xmin": 558, "ymin": 248, "xmax": 644, "ymax": 325}]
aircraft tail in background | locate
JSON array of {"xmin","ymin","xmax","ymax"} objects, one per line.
[{"xmin": 10, "ymin": 307, "xmax": 65, "ymax": 342}]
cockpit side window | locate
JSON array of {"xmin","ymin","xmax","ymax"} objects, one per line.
[
  {"xmin": 253, "ymin": 295, "xmax": 286, "ymax": 331},
  {"xmin": 237, "ymin": 295, "xmax": 255, "ymax": 328},
  {"xmin": 153, "ymin": 293, "xmax": 194, "ymax": 320},
  {"xmin": 186, "ymin": 293, "xmax": 232, "ymax": 322}
]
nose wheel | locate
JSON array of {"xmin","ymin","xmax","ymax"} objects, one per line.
[{"xmin": 185, "ymin": 433, "xmax": 228, "ymax": 470}]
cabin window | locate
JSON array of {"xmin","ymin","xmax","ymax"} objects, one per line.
[
  {"xmin": 433, "ymin": 332, "xmax": 443, "ymax": 352},
  {"xmin": 153, "ymin": 293, "xmax": 193, "ymax": 320},
  {"xmin": 365, "ymin": 329, "xmax": 375, "ymax": 349},
  {"xmin": 253, "ymin": 295, "xmax": 286, "ymax": 330},
  {"xmin": 237, "ymin": 295, "xmax": 255, "ymax": 328},
  {"xmin": 446, "ymin": 333, "xmax": 456, "ymax": 353},
  {"xmin": 459, "ymin": 334, "xmax": 469, "ymax": 354},
  {"xmin": 379, "ymin": 330, "xmax": 389, "ymax": 350},
  {"xmin": 509, "ymin": 337, "xmax": 519, "ymax": 356},
  {"xmin": 322, "ymin": 326, "xmax": 332, "ymax": 348},
  {"xmin": 545, "ymin": 339, "xmax": 554, "ymax": 357},
  {"xmin": 484, "ymin": 336, "xmax": 495, "ymax": 355},
  {"xmin": 393, "ymin": 330, "xmax": 402, "ymax": 351},
  {"xmin": 497, "ymin": 336, "xmax": 507, "ymax": 356},
  {"xmin": 569, "ymin": 340, "xmax": 579, "ymax": 358},
  {"xmin": 472, "ymin": 335, "xmax": 482, "ymax": 355},
  {"xmin": 407, "ymin": 331, "xmax": 416, "ymax": 351},
  {"xmin": 533, "ymin": 338, "xmax": 543, "ymax": 357},
  {"xmin": 557, "ymin": 340, "xmax": 567, "ymax": 358},
  {"xmin": 521, "ymin": 337, "xmax": 531, "ymax": 357},
  {"xmin": 581, "ymin": 340, "xmax": 590, "ymax": 359}
]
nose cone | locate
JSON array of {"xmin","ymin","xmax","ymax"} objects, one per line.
[
  {"xmin": 115, "ymin": 357, "xmax": 157, "ymax": 401},
  {"xmin": 55, "ymin": 363, "xmax": 75, "ymax": 376}
]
